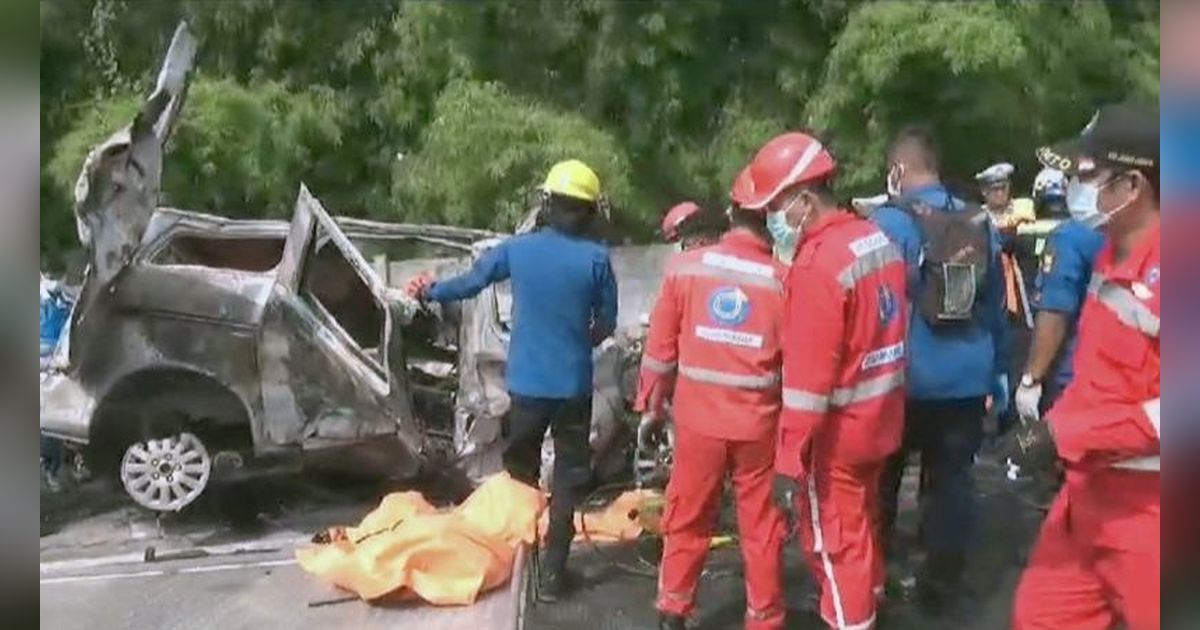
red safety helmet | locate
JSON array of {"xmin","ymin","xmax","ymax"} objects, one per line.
[
  {"xmin": 730, "ymin": 132, "xmax": 837, "ymax": 211},
  {"xmin": 661, "ymin": 201, "xmax": 703, "ymax": 242}
]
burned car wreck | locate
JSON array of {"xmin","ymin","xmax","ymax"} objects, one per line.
[{"xmin": 40, "ymin": 22, "xmax": 672, "ymax": 512}]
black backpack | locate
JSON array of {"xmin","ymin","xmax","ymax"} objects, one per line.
[{"xmin": 893, "ymin": 195, "xmax": 992, "ymax": 327}]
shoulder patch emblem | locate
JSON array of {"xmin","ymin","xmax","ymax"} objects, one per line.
[
  {"xmin": 878, "ymin": 285, "xmax": 898, "ymax": 325},
  {"xmin": 1040, "ymin": 244, "xmax": 1056, "ymax": 275}
]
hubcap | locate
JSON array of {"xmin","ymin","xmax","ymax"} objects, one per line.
[{"xmin": 120, "ymin": 432, "xmax": 211, "ymax": 512}]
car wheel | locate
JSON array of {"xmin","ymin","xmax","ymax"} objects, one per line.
[{"xmin": 119, "ymin": 431, "xmax": 212, "ymax": 512}]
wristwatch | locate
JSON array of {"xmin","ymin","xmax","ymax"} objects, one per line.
[{"xmin": 1020, "ymin": 373, "xmax": 1040, "ymax": 388}]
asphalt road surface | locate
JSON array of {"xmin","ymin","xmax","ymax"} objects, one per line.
[{"xmin": 39, "ymin": 453, "xmax": 1052, "ymax": 630}]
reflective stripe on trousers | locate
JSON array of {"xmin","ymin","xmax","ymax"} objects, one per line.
[
  {"xmin": 679, "ymin": 365, "xmax": 780, "ymax": 390},
  {"xmin": 1088, "ymin": 273, "xmax": 1160, "ymax": 338},
  {"xmin": 783, "ymin": 371, "xmax": 905, "ymax": 413}
]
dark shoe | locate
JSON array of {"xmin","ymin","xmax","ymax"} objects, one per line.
[
  {"xmin": 658, "ymin": 612, "xmax": 687, "ymax": 630},
  {"xmin": 536, "ymin": 566, "xmax": 580, "ymax": 603},
  {"xmin": 916, "ymin": 552, "xmax": 965, "ymax": 614}
]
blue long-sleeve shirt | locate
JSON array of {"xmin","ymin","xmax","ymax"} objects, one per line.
[
  {"xmin": 427, "ymin": 228, "xmax": 618, "ymax": 399},
  {"xmin": 1031, "ymin": 220, "xmax": 1104, "ymax": 387},
  {"xmin": 871, "ymin": 184, "xmax": 1009, "ymax": 400}
]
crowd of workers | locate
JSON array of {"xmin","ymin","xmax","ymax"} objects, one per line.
[{"xmin": 407, "ymin": 102, "xmax": 1160, "ymax": 630}]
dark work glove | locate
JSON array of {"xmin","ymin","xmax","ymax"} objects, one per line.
[
  {"xmin": 999, "ymin": 418, "xmax": 1058, "ymax": 476},
  {"xmin": 772, "ymin": 474, "xmax": 800, "ymax": 528}
]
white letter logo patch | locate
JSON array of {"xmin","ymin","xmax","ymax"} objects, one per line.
[
  {"xmin": 695, "ymin": 326, "xmax": 764, "ymax": 349},
  {"xmin": 861, "ymin": 341, "xmax": 905, "ymax": 370}
]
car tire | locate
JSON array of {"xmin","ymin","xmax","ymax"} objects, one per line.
[{"xmin": 119, "ymin": 430, "xmax": 212, "ymax": 512}]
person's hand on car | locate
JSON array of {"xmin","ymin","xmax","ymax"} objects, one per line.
[{"xmin": 406, "ymin": 273, "xmax": 434, "ymax": 301}]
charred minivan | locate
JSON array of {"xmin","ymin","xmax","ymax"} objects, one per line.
[{"xmin": 41, "ymin": 23, "xmax": 667, "ymax": 513}]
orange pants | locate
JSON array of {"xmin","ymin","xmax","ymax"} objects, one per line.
[
  {"xmin": 657, "ymin": 424, "xmax": 785, "ymax": 629},
  {"xmin": 1013, "ymin": 491, "xmax": 1160, "ymax": 630},
  {"xmin": 793, "ymin": 459, "xmax": 886, "ymax": 630}
]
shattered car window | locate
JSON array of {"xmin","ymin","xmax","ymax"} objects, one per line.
[
  {"xmin": 149, "ymin": 234, "xmax": 285, "ymax": 272},
  {"xmin": 301, "ymin": 231, "xmax": 386, "ymax": 362}
]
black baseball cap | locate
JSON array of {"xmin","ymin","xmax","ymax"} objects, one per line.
[{"xmin": 1036, "ymin": 103, "xmax": 1158, "ymax": 177}]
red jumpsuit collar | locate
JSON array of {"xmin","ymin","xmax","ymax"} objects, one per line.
[{"xmin": 719, "ymin": 227, "xmax": 773, "ymax": 254}]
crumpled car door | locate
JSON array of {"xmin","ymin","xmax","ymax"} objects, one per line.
[{"xmin": 257, "ymin": 185, "xmax": 420, "ymax": 457}]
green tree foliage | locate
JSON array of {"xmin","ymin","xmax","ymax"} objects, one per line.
[
  {"xmin": 47, "ymin": 77, "xmax": 351, "ymax": 226},
  {"xmin": 808, "ymin": 1, "xmax": 1161, "ymax": 195},
  {"xmin": 390, "ymin": 80, "xmax": 643, "ymax": 233},
  {"xmin": 40, "ymin": 0, "xmax": 1159, "ymax": 268}
]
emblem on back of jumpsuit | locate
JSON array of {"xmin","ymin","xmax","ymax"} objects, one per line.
[
  {"xmin": 878, "ymin": 285, "xmax": 898, "ymax": 324},
  {"xmin": 708, "ymin": 286, "xmax": 751, "ymax": 327}
]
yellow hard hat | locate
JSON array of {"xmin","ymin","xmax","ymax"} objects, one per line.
[{"xmin": 541, "ymin": 159, "xmax": 601, "ymax": 203}]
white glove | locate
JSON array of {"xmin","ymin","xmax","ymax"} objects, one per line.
[{"xmin": 1015, "ymin": 380, "xmax": 1043, "ymax": 423}]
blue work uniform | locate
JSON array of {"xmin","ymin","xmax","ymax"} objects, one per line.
[
  {"xmin": 1031, "ymin": 219, "xmax": 1105, "ymax": 401},
  {"xmin": 872, "ymin": 184, "xmax": 1009, "ymax": 577},
  {"xmin": 428, "ymin": 226, "xmax": 617, "ymax": 576},
  {"xmin": 427, "ymin": 227, "xmax": 619, "ymax": 398},
  {"xmin": 870, "ymin": 184, "xmax": 1009, "ymax": 400}
]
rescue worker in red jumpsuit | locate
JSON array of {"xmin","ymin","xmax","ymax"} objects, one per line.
[
  {"xmin": 741, "ymin": 133, "xmax": 908, "ymax": 630},
  {"xmin": 635, "ymin": 184, "xmax": 789, "ymax": 630},
  {"xmin": 1002, "ymin": 103, "xmax": 1160, "ymax": 630},
  {"xmin": 661, "ymin": 201, "xmax": 727, "ymax": 251}
]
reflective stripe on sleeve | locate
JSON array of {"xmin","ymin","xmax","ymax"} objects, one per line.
[
  {"xmin": 782, "ymin": 370, "xmax": 904, "ymax": 415},
  {"xmin": 1088, "ymin": 273, "xmax": 1160, "ymax": 338},
  {"xmin": 836, "ymin": 242, "xmax": 904, "ymax": 289},
  {"xmin": 783, "ymin": 388, "xmax": 830, "ymax": 413},
  {"xmin": 678, "ymin": 365, "xmax": 780, "ymax": 390},
  {"xmin": 1111, "ymin": 455, "xmax": 1159, "ymax": 472},
  {"xmin": 1143, "ymin": 397, "xmax": 1160, "ymax": 437},
  {"xmin": 641, "ymin": 356, "xmax": 677, "ymax": 375},
  {"xmin": 829, "ymin": 370, "xmax": 905, "ymax": 406}
]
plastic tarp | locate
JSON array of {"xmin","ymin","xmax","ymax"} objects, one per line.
[
  {"xmin": 296, "ymin": 472, "xmax": 546, "ymax": 606},
  {"xmin": 538, "ymin": 489, "xmax": 664, "ymax": 544}
]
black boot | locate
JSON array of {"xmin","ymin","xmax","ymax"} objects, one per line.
[
  {"xmin": 658, "ymin": 612, "xmax": 687, "ymax": 630},
  {"xmin": 537, "ymin": 566, "xmax": 580, "ymax": 603},
  {"xmin": 917, "ymin": 551, "xmax": 965, "ymax": 613}
]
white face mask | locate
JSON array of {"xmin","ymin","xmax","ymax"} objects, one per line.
[
  {"xmin": 1068, "ymin": 173, "xmax": 1135, "ymax": 229},
  {"xmin": 1066, "ymin": 178, "xmax": 1102, "ymax": 226},
  {"xmin": 767, "ymin": 209, "xmax": 798, "ymax": 263}
]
